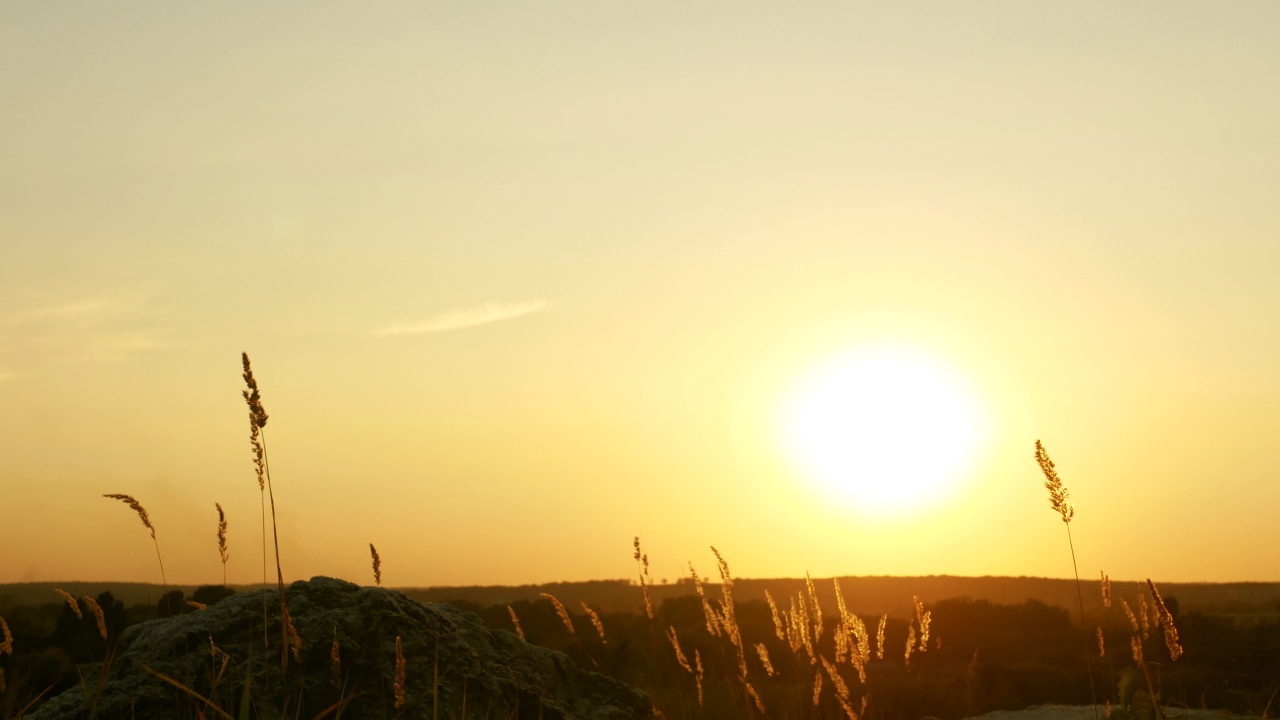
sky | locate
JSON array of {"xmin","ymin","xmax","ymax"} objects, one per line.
[{"xmin": 2, "ymin": 2, "xmax": 1278, "ymax": 589}]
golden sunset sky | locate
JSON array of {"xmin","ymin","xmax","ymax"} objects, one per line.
[{"xmin": 2, "ymin": 3, "xmax": 1277, "ymax": 588}]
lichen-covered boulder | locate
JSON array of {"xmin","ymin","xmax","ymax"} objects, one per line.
[{"xmin": 30, "ymin": 576, "xmax": 652, "ymax": 720}]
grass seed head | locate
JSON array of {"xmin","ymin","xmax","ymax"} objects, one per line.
[
  {"xmin": 84, "ymin": 596, "xmax": 108, "ymax": 640},
  {"xmin": 507, "ymin": 605, "xmax": 526, "ymax": 641},
  {"xmin": 765, "ymin": 589, "xmax": 785, "ymax": 641},
  {"xmin": 1122, "ymin": 599, "xmax": 1139, "ymax": 632},
  {"xmin": 1035, "ymin": 440, "xmax": 1074, "ymax": 523},
  {"xmin": 241, "ymin": 352, "xmax": 269, "ymax": 429},
  {"xmin": 666, "ymin": 626, "xmax": 692, "ymax": 674},
  {"xmin": 694, "ymin": 650, "xmax": 704, "ymax": 706},
  {"xmin": 540, "ymin": 593, "xmax": 575, "ymax": 634},
  {"xmin": 216, "ymin": 503, "xmax": 229, "ymax": 566},
  {"xmin": 581, "ymin": 602, "xmax": 606, "ymax": 643},
  {"xmin": 104, "ymin": 494, "xmax": 156, "ymax": 540},
  {"xmin": 370, "ymin": 543, "xmax": 382, "ymax": 586},
  {"xmin": 633, "ymin": 536, "xmax": 654, "ymax": 620},
  {"xmin": 754, "ymin": 642, "xmax": 775, "ymax": 677},
  {"xmin": 745, "ymin": 681, "xmax": 765, "ymax": 714},
  {"xmin": 876, "ymin": 614, "xmax": 888, "ymax": 660},
  {"xmin": 286, "ymin": 612, "xmax": 302, "ymax": 663},
  {"xmin": 1147, "ymin": 578, "xmax": 1184, "ymax": 661},
  {"xmin": 56, "ymin": 589, "xmax": 83, "ymax": 620}
]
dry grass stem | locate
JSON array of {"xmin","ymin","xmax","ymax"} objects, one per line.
[
  {"xmin": 241, "ymin": 352, "xmax": 269, "ymax": 429},
  {"xmin": 813, "ymin": 670, "xmax": 823, "ymax": 706},
  {"xmin": 394, "ymin": 635, "xmax": 406, "ymax": 709},
  {"xmin": 1033, "ymin": 441, "xmax": 1097, "ymax": 717},
  {"xmin": 905, "ymin": 626, "xmax": 916, "ymax": 668},
  {"xmin": 754, "ymin": 642, "xmax": 775, "ymax": 677},
  {"xmin": 821, "ymin": 656, "xmax": 852, "ymax": 704},
  {"xmin": 1101, "ymin": 571, "xmax": 1111, "ymax": 608},
  {"xmin": 806, "ymin": 572, "xmax": 824, "ymax": 642},
  {"xmin": 215, "ymin": 503, "xmax": 229, "ymax": 585},
  {"xmin": 370, "ymin": 543, "xmax": 382, "ymax": 586},
  {"xmin": 833, "ymin": 579, "xmax": 851, "ymax": 663},
  {"xmin": 666, "ymin": 627, "xmax": 692, "ymax": 673},
  {"xmin": 56, "ymin": 589, "xmax": 83, "ymax": 619},
  {"xmin": 1139, "ymin": 594, "xmax": 1151, "ymax": 640},
  {"xmin": 540, "ymin": 593, "xmax": 575, "ymax": 634},
  {"xmin": 798, "ymin": 594, "xmax": 816, "ymax": 665},
  {"xmin": 103, "ymin": 493, "xmax": 167, "ymax": 591},
  {"xmin": 710, "ymin": 546, "xmax": 748, "ymax": 679},
  {"xmin": 103, "ymin": 494, "xmax": 155, "ymax": 538},
  {"xmin": 83, "ymin": 596, "xmax": 107, "ymax": 640},
  {"xmin": 1035, "ymin": 440, "xmax": 1074, "ymax": 523},
  {"xmin": 507, "ymin": 606, "xmax": 526, "ymax": 641},
  {"xmin": 1147, "ymin": 578, "xmax": 1184, "ymax": 661},
  {"xmin": 876, "ymin": 614, "xmax": 888, "ymax": 660},
  {"xmin": 286, "ymin": 611, "xmax": 302, "ymax": 663},
  {"xmin": 914, "ymin": 596, "xmax": 932, "ymax": 651},
  {"xmin": 241, "ymin": 353, "xmax": 289, "ymax": 670},
  {"xmin": 745, "ymin": 681, "xmax": 765, "ymax": 714},
  {"xmin": 1096, "ymin": 627, "xmax": 1105, "ymax": 658},
  {"xmin": 765, "ymin": 590, "xmax": 784, "ymax": 641},
  {"xmin": 580, "ymin": 603, "xmax": 606, "ymax": 643},
  {"xmin": 633, "ymin": 537, "xmax": 654, "ymax": 621},
  {"xmin": 694, "ymin": 650, "xmax": 704, "ymax": 706},
  {"xmin": 1123, "ymin": 599, "xmax": 1139, "ymax": 632}
]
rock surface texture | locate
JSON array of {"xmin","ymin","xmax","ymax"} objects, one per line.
[{"xmin": 30, "ymin": 576, "xmax": 653, "ymax": 720}]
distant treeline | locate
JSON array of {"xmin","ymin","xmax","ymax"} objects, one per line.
[
  {"xmin": 6, "ymin": 575, "xmax": 1279, "ymax": 618},
  {"xmin": 402, "ymin": 575, "xmax": 1280, "ymax": 619}
]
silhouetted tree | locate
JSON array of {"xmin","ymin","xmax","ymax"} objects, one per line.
[
  {"xmin": 157, "ymin": 590, "xmax": 185, "ymax": 618},
  {"xmin": 191, "ymin": 585, "xmax": 235, "ymax": 607}
]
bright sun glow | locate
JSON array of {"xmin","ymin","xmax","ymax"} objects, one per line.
[{"xmin": 780, "ymin": 345, "xmax": 990, "ymax": 517}]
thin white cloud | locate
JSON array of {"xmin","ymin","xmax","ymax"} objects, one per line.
[
  {"xmin": 3, "ymin": 296, "xmax": 139, "ymax": 327},
  {"xmin": 374, "ymin": 299, "xmax": 548, "ymax": 336},
  {"xmin": 0, "ymin": 293, "xmax": 177, "ymax": 368},
  {"xmin": 85, "ymin": 332, "xmax": 174, "ymax": 362}
]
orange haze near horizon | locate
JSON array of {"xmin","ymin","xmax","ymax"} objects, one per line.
[{"xmin": 2, "ymin": 3, "xmax": 1278, "ymax": 588}]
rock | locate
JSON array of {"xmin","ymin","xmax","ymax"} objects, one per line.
[{"xmin": 30, "ymin": 576, "xmax": 653, "ymax": 720}]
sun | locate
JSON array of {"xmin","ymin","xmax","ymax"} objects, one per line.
[{"xmin": 778, "ymin": 344, "xmax": 989, "ymax": 517}]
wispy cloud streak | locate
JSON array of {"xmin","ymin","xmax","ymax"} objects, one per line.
[
  {"xmin": 3, "ymin": 297, "xmax": 139, "ymax": 327},
  {"xmin": 374, "ymin": 299, "xmax": 547, "ymax": 336},
  {"xmin": 0, "ymin": 293, "xmax": 177, "ymax": 368}
]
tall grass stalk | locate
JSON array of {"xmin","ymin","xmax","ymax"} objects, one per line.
[
  {"xmin": 1036, "ymin": 439, "xmax": 1099, "ymax": 719},
  {"xmin": 243, "ymin": 352, "xmax": 290, "ymax": 678},
  {"xmin": 103, "ymin": 494, "xmax": 169, "ymax": 608},
  {"xmin": 216, "ymin": 503, "xmax": 229, "ymax": 588}
]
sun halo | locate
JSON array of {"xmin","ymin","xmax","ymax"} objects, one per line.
[{"xmin": 778, "ymin": 345, "xmax": 990, "ymax": 518}]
